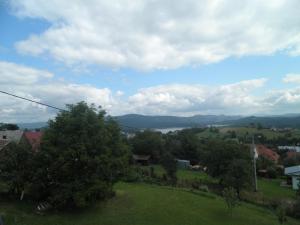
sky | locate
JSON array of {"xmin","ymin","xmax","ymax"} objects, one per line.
[{"xmin": 2, "ymin": 0, "xmax": 300, "ymax": 123}]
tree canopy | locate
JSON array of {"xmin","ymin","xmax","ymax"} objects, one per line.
[{"xmin": 30, "ymin": 102, "xmax": 130, "ymax": 209}]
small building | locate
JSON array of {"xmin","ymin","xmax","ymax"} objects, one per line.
[
  {"xmin": 176, "ymin": 159, "xmax": 190, "ymax": 169},
  {"xmin": 284, "ymin": 165, "xmax": 300, "ymax": 190},
  {"xmin": 132, "ymin": 154, "xmax": 151, "ymax": 165}
]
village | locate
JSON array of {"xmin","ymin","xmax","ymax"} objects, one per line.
[{"xmin": 1, "ymin": 115, "xmax": 300, "ymax": 225}]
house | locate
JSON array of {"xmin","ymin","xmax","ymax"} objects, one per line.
[
  {"xmin": 278, "ymin": 146, "xmax": 300, "ymax": 153},
  {"xmin": 132, "ymin": 154, "xmax": 151, "ymax": 165},
  {"xmin": 24, "ymin": 131, "xmax": 43, "ymax": 152},
  {"xmin": 176, "ymin": 159, "xmax": 190, "ymax": 169},
  {"xmin": 0, "ymin": 130, "xmax": 25, "ymax": 150},
  {"xmin": 284, "ymin": 165, "xmax": 300, "ymax": 190},
  {"xmin": 285, "ymin": 151, "xmax": 300, "ymax": 159},
  {"xmin": 256, "ymin": 144, "xmax": 280, "ymax": 163}
]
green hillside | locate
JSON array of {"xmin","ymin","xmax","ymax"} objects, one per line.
[{"xmin": 1, "ymin": 182, "xmax": 298, "ymax": 225}]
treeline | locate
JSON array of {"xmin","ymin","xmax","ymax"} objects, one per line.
[{"xmin": 130, "ymin": 128, "xmax": 254, "ymax": 197}]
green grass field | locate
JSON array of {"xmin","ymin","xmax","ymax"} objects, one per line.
[
  {"xmin": 196, "ymin": 127, "xmax": 300, "ymax": 140},
  {"xmin": 143, "ymin": 165, "xmax": 216, "ymax": 183},
  {"xmin": 1, "ymin": 182, "xmax": 299, "ymax": 225},
  {"xmin": 147, "ymin": 165, "xmax": 296, "ymax": 199},
  {"xmin": 258, "ymin": 178, "xmax": 296, "ymax": 200}
]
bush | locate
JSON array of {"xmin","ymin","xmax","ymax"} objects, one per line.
[
  {"xmin": 222, "ymin": 187, "xmax": 239, "ymax": 216},
  {"xmin": 292, "ymin": 198, "xmax": 300, "ymax": 218},
  {"xmin": 266, "ymin": 166, "xmax": 277, "ymax": 179}
]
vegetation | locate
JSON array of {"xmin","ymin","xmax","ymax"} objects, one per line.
[
  {"xmin": 0, "ymin": 182, "xmax": 299, "ymax": 225},
  {"xmin": 276, "ymin": 204, "xmax": 287, "ymax": 224},
  {"xmin": 160, "ymin": 152, "xmax": 177, "ymax": 185},
  {"xmin": 0, "ymin": 142, "xmax": 33, "ymax": 199},
  {"xmin": 0, "ymin": 102, "xmax": 130, "ymax": 209},
  {"xmin": 0, "ymin": 123, "xmax": 19, "ymax": 130},
  {"xmin": 1, "ymin": 104, "xmax": 299, "ymax": 223},
  {"xmin": 223, "ymin": 187, "xmax": 239, "ymax": 216},
  {"xmin": 130, "ymin": 130, "xmax": 164, "ymax": 162}
]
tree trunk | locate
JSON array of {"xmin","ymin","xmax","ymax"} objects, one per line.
[{"xmin": 20, "ymin": 190, "xmax": 25, "ymax": 201}]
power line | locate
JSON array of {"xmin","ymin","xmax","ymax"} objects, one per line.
[
  {"xmin": 0, "ymin": 90, "xmax": 66, "ymax": 112},
  {"xmin": 0, "ymin": 90, "xmax": 141, "ymax": 131}
]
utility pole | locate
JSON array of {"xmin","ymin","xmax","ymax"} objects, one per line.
[{"xmin": 251, "ymin": 135, "xmax": 258, "ymax": 192}]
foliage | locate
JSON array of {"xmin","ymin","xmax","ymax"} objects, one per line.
[
  {"xmin": 266, "ymin": 166, "xmax": 278, "ymax": 179},
  {"xmin": 292, "ymin": 198, "xmax": 300, "ymax": 218},
  {"xmin": 222, "ymin": 159, "xmax": 252, "ymax": 197},
  {"xmin": 171, "ymin": 130, "xmax": 203, "ymax": 164},
  {"xmin": 222, "ymin": 187, "xmax": 239, "ymax": 217},
  {"xmin": 276, "ymin": 204, "xmax": 287, "ymax": 224},
  {"xmin": 30, "ymin": 102, "xmax": 130, "ymax": 209},
  {"xmin": 0, "ymin": 142, "xmax": 33, "ymax": 198},
  {"xmin": 257, "ymin": 156, "xmax": 275, "ymax": 171},
  {"xmin": 130, "ymin": 130, "xmax": 164, "ymax": 162},
  {"xmin": 160, "ymin": 152, "xmax": 177, "ymax": 185},
  {"xmin": 202, "ymin": 139, "xmax": 250, "ymax": 177},
  {"xmin": 0, "ymin": 123, "xmax": 19, "ymax": 130}
]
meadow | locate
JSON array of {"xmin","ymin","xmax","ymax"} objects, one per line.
[{"xmin": 1, "ymin": 182, "xmax": 299, "ymax": 225}]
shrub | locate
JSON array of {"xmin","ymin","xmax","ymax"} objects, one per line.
[
  {"xmin": 266, "ymin": 166, "xmax": 277, "ymax": 179},
  {"xmin": 222, "ymin": 187, "xmax": 239, "ymax": 217}
]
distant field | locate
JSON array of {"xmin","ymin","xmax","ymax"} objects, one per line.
[
  {"xmin": 1, "ymin": 182, "xmax": 299, "ymax": 225},
  {"xmin": 143, "ymin": 165, "xmax": 216, "ymax": 183},
  {"xmin": 196, "ymin": 127, "xmax": 300, "ymax": 140},
  {"xmin": 144, "ymin": 165, "xmax": 296, "ymax": 200}
]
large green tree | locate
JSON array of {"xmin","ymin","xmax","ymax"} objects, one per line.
[
  {"xmin": 222, "ymin": 159, "xmax": 252, "ymax": 197},
  {"xmin": 31, "ymin": 102, "xmax": 130, "ymax": 209},
  {"xmin": 203, "ymin": 139, "xmax": 250, "ymax": 178}
]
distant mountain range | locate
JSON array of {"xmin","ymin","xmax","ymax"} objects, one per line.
[
  {"xmin": 114, "ymin": 114, "xmax": 242, "ymax": 129},
  {"xmin": 18, "ymin": 122, "xmax": 48, "ymax": 130},
  {"xmin": 16, "ymin": 114, "xmax": 300, "ymax": 130}
]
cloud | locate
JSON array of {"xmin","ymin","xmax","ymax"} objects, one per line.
[
  {"xmin": 10, "ymin": 0, "xmax": 300, "ymax": 70},
  {"xmin": 0, "ymin": 61, "xmax": 53, "ymax": 85},
  {"xmin": 124, "ymin": 79, "xmax": 267, "ymax": 115},
  {"xmin": 283, "ymin": 73, "xmax": 300, "ymax": 83},
  {"xmin": 2, "ymin": 61, "xmax": 300, "ymax": 122},
  {"xmin": 0, "ymin": 61, "xmax": 117, "ymax": 123}
]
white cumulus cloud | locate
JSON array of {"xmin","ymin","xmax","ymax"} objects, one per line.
[
  {"xmin": 3, "ymin": 61, "xmax": 300, "ymax": 122},
  {"xmin": 283, "ymin": 73, "xmax": 300, "ymax": 83},
  {"xmin": 0, "ymin": 61, "xmax": 117, "ymax": 122},
  {"xmin": 9, "ymin": 0, "xmax": 300, "ymax": 70},
  {"xmin": 124, "ymin": 79, "xmax": 268, "ymax": 115}
]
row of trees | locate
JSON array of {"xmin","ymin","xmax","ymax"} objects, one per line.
[
  {"xmin": 0, "ymin": 102, "xmax": 130, "ymax": 209},
  {"xmin": 130, "ymin": 129, "xmax": 253, "ymax": 197}
]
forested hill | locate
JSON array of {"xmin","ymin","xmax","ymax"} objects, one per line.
[
  {"xmin": 15, "ymin": 114, "xmax": 300, "ymax": 130},
  {"xmin": 114, "ymin": 114, "xmax": 242, "ymax": 129},
  {"xmin": 228, "ymin": 116, "xmax": 300, "ymax": 128}
]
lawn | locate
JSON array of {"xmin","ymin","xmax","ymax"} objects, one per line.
[
  {"xmin": 196, "ymin": 126, "xmax": 300, "ymax": 140},
  {"xmin": 219, "ymin": 127, "xmax": 284, "ymax": 139},
  {"xmin": 258, "ymin": 178, "xmax": 296, "ymax": 200},
  {"xmin": 1, "ymin": 182, "xmax": 299, "ymax": 225},
  {"xmin": 142, "ymin": 165, "xmax": 217, "ymax": 183},
  {"xmin": 144, "ymin": 165, "xmax": 296, "ymax": 199}
]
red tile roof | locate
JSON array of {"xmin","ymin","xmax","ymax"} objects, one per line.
[
  {"xmin": 286, "ymin": 151, "xmax": 300, "ymax": 159},
  {"xmin": 24, "ymin": 131, "xmax": 43, "ymax": 152},
  {"xmin": 256, "ymin": 145, "xmax": 280, "ymax": 163}
]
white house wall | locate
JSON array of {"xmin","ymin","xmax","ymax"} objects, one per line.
[{"xmin": 292, "ymin": 176, "xmax": 300, "ymax": 190}]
